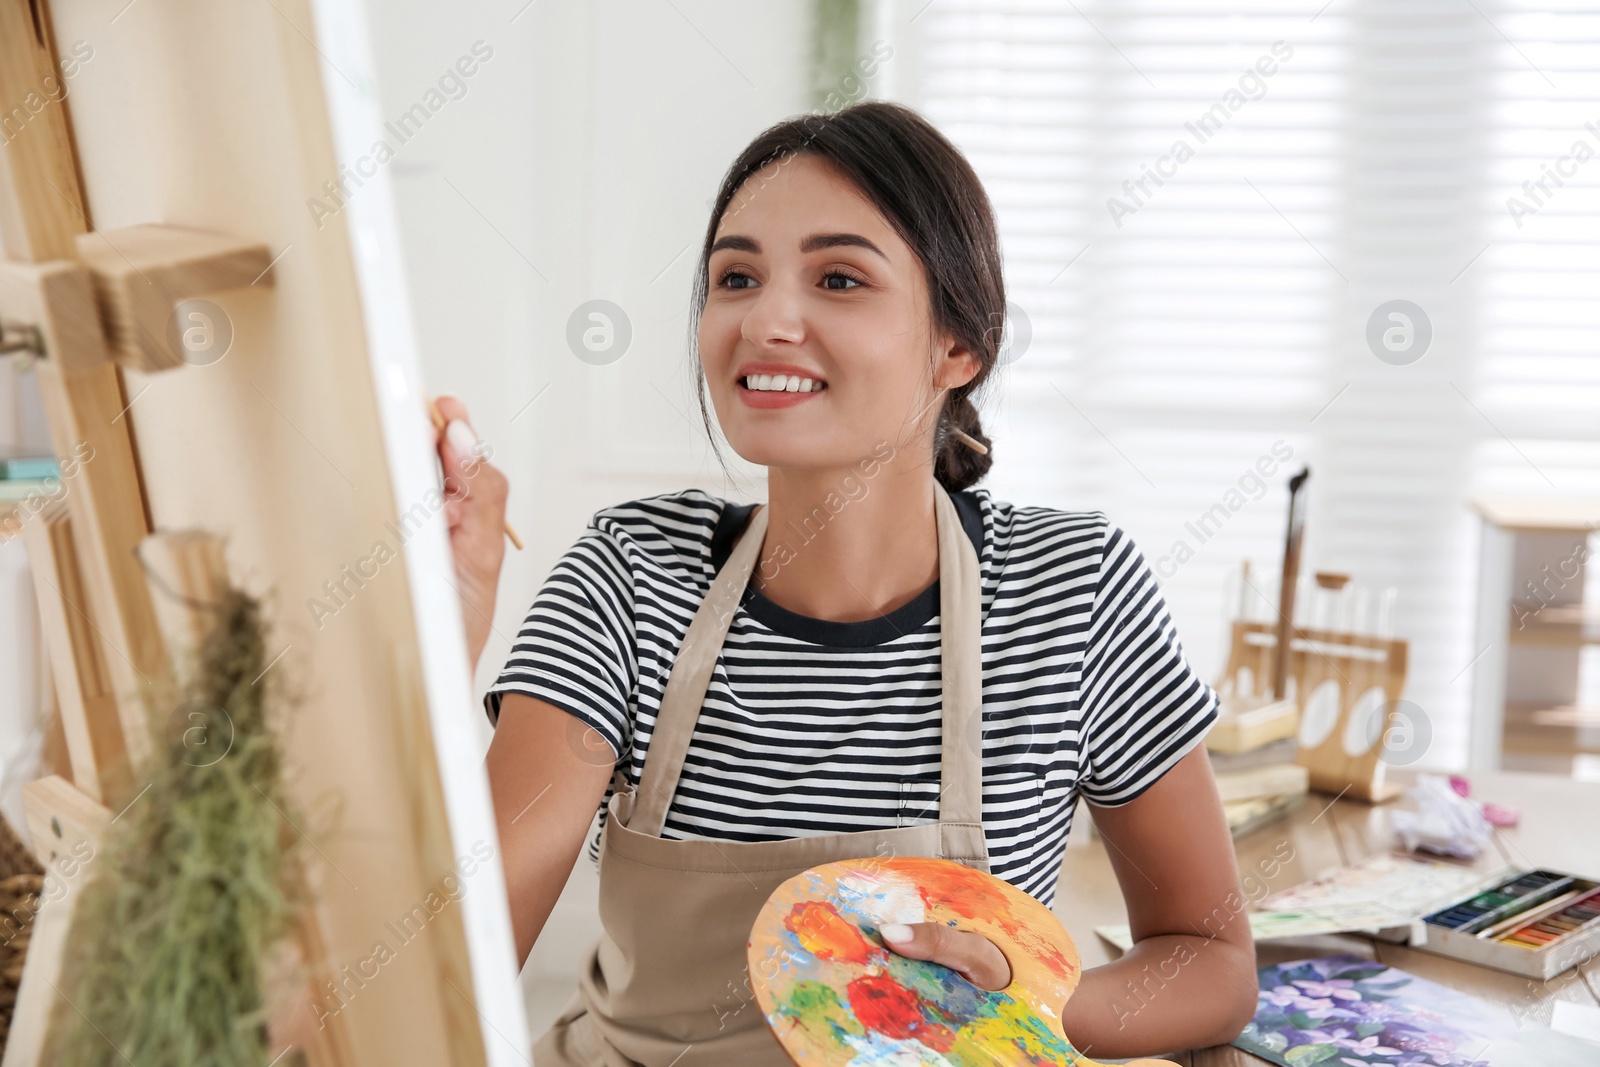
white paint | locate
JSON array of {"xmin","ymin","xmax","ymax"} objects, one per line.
[{"xmin": 838, "ymin": 871, "xmax": 926, "ymax": 928}]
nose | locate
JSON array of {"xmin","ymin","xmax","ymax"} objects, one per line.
[{"xmin": 740, "ymin": 275, "xmax": 806, "ymax": 349}]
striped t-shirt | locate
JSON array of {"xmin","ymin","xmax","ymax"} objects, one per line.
[{"xmin": 484, "ymin": 487, "xmax": 1218, "ymax": 905}]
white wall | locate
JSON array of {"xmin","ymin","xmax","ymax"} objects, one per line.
[
  {"xmin": 360, "ymin": 0, "xmax": 814, "ymax": 1031},
  {"xmin": 364, "ymin": 0, "xmax": 812, "ymax": 717}
]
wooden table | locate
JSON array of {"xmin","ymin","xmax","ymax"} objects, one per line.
[{"xmin": 1051, "ymin": 768, "xmax": 1600, "ymax": 1064}]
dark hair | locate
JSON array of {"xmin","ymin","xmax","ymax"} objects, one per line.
[{"xmin": 689, "ymin": 100, "xmax": 1004, "ymax": 492}]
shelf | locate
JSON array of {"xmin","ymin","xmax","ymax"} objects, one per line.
[
  {"xmin": 1502, "ymin": 701, "xmax": 1600, "ymax": 759},
  {"xmin": 1473, "ymin": 494, "xmax": 1600, "ymax": 532},
  {"xmin": 1527, "ymin": 705, "xmax": 1600, "ymax": 729},
  {"xmin": 1507, "ymin": 602, "xmax": 1600, "ymax": 646}
]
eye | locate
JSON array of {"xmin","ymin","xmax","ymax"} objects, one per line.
[
  {"xmin": 823, "ymin": 268, "xmax": 866, "ymax": 291},
  {"xmin": 716, "ymin": 266, "xmax": 757, "ymax": 290}
]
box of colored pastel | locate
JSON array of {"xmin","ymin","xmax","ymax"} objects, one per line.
[{"xmin": 1417, "ymin": 869, "xmax": 1600, "ymax": 979}]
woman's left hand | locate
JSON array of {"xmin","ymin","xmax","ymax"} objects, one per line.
[{"xmin": 879, "ymin": 922, "xmax": 1011, "ymax": 990}]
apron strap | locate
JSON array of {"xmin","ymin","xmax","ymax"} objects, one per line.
[
  {"xmin": 630, "ymin": 502, "xmax": 771, "ymax": 836},
  {"xmin": 629, "ymin": 483, "xmax": 985, "ymax": 838},
  {"xmin": 934, "ymin": 481, "xmax": 985, "ymax": 827}
]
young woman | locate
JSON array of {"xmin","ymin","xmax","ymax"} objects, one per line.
[{"xmin": 435, "ymin": 101, "xmax": 1257, "ymax": 1064}]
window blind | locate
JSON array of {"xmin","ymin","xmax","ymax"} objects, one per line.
[{"xmin": 913, "ymin": 0, "xmax": 1600, "ymax": 770}]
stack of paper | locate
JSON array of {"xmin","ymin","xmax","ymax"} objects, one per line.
[
  {"xmin": 1096, "ymin": 852, "xmax": 1510, "ymax": 951},
  {"xmin": 1207, "ymin": 692, "xmax": 1298, "ymax": 754},
  {"xmin": 1207, "ymin": 704, "xmax": 1310, "ymax": 837}
]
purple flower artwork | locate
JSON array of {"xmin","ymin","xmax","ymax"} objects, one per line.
[{"xmin": 1234, "ymin": 955, "xmax": 1597, "ymax": 1067}]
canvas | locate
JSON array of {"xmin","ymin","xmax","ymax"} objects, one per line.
[{"xmin": 1236, "ymin": 954, "xmax": 1597, "ymax": 1067}]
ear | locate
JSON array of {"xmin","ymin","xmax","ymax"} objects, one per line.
[{"xmin": 933, "ymin": 335, "xmax": 981, "ymax": 391}]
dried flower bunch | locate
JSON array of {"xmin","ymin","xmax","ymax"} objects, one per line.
[{"xmin": 43, "ymin": 586, "xmax": 307, "ymax": 1067}]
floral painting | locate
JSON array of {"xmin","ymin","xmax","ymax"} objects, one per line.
[{"xmin": 1234, "ymin": 955, "xmax": 1596, "ymax": 1067}]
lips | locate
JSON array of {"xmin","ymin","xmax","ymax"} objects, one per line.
[{"xmin": 735, "ymin": 363, "xmax": 828, "ymax": 409}]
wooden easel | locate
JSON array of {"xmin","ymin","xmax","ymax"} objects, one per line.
[
  {"xmin": 1, "ymin": 1, "xmax": 529, "ymax": 1062},
  {"xmin": 0, "ymin": 3, "xmax": 351, "ymax": 1062}
]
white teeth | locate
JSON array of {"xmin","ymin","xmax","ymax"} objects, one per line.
[{"xmin": 743, "ymin": 374, "xmax": 824, "ymax": 393}]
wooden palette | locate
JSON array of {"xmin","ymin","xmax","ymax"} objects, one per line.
[{"xmin": 748, "ymin": 856, "xmax": 1172, "ymax": 1065}]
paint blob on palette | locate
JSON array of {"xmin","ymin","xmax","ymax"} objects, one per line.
[{"xmin": 747, "ymin": 856, "xmax": 1172, "ymax": 1066}]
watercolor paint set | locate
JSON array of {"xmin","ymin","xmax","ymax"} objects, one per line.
[{"xmin": 1418, "ymin": 868, "xmax": 1600, "ymax": 979}]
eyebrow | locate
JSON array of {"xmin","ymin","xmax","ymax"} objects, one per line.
[{"xmin": 709, "ymin": 232, "xmax": 889, "ymax": 261}]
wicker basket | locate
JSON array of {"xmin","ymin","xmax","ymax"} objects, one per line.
[{"xmin": 0, "ymin": 812, "xmax": 44, "ymax": 1055}]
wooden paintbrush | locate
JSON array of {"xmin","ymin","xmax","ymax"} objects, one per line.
[
  {"xmin": 427, "ymin": 396, "xmax": 524, "ymax": 551},
  {"xmin": 1271, "ymin": 467, "xmax": 1311, "ymax": 699}
]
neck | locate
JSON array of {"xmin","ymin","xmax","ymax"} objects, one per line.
[{"xmin": 752, "ymin": 453, "xmax": 940, "ymax": 624}]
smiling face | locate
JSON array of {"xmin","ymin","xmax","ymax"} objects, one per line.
[{"xmin": 698, "ymin": 152, "xmax": 978, "ymax": 473}]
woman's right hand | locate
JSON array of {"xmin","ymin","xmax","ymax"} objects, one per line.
[{"xmin": 434, "ymin": 394, "xmax": 509, "ymax": 673}]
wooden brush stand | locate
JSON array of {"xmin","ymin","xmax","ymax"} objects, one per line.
[{"xmin": 1217, "ymin": 618, "xmax": 1410, "ymax": 802}]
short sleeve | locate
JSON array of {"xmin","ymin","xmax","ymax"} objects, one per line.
[
  {"xmin": 1078, "ymin": 522, "xmax": 1219, "ymax": 806},
  {"xmin": 483, "ymin": 521, "xmax": 637, "ymax": 764}
]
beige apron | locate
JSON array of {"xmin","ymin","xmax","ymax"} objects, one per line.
[{"xmin": 533, "ymin": 483, "xmax": 990, "ymax": 1066}]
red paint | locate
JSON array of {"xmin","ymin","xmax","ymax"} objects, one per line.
[
  {"xmin": 784, "ymin": 901, "xmax": 876, "ymax": 964},
  {"xmin": 846, "ymin": 973, "xmax": 954, "ymax": 1050},
  {"xmin": 918, "ymin": 1018, "xmax": 957, "ymax": 1053},
  {"xmin": 847, "ymin": 973, "xmax": 921, "ymax": 1037},
  {"xmin": 912, "ymin": 859, "xmax": 1013, "ymax": 922},
  {"xmin": 898, "ymin": 857, "xmax": 1077, "ymax": 980},
  {"xmin": 1007, "ymin": 923, "xmax": 1077, "ymax": 980}
]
